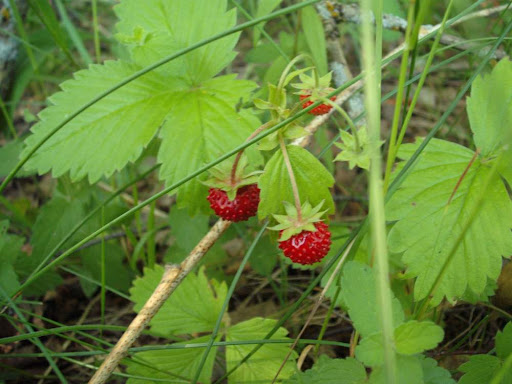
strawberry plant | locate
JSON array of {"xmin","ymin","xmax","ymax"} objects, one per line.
[{"xmin": 0, "ymin": 0, "xmax": 512, "ymax": 383}]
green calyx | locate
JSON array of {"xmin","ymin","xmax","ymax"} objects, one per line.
[
  {"xmin": 334, "ymin": 128, "xmax": 384, "ymax": 170},
  {"xmin": 203, "ymin": 154, "xmax": 261, "ymax": 200},
  {"xmin": 292, "ymin": 71, "xmax": 334, "ymax": 100},
  {"xmin": 269, "ymin": 200, "xmax": 327, "ymax": 241}
]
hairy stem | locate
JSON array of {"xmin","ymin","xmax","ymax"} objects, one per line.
[
  {"xmin": 279, "ymin": 135, "xmax": 302, "ymax": 221},
  {"xmin": 230, "ymin": 121, "xmax": 273, "ymax": 185}
]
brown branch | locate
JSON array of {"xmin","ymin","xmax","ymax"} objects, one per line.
[{"xmin": 88, "ymin": 219, "xmax": 231, "ymax": 384}]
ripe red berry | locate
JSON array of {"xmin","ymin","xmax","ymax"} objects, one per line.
[
  {"xmin": 278, "ymin": 222, "xmax": 331, "ymax": 265},
  {"xmin": 300, "ymin": 94, "xmax": 336, "ymax": 115},
  {"xmin": 207, "ymin": 184, "xmax": 260, "ymax": 222}
]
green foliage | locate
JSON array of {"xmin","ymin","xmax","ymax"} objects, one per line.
[
  {"xmin": 258, "ymin": 145, "xmax": 334, "ymax": 219},
  {"xmin": 458, "ymin": 355, "xmax": 502, "ymax": 384},
  {"xmin": 0, "ymin": 221, "xmax": 23, "ymax": 297},
  {"xmin": 79, "ymin": 243, "xmax": 133, "ymax": 297},
  {"xmin": 130, "ymin": 265, "xmax": 228, "ymax": 336},
  {"xmin": 387, "ymin": 138, "xmax": 512, "ymax": 303},
  {"xmin": 0, "ymin": 139, "xmax": 33, "ymax": 178},
  {"xmin": 467, "ymin": 59, "xmax": 512, "ymax": 158},
  {"xmin": 225, "ymin": 317, "xmax": 296, "ymax": 383},
  {"xmin": 368, "ymin": 355, "xmax": 423, "ymax": 384},
  {"xmin": 126, "ymin": 335, "xmax": 219, "ymax": 384},
  {"xmin": 115, "ymin": 0, "xmax": 238, "ymax": 82},
  {"xmin": 420, "ymin": 357, "xmax": 455, "ymax": 384},
  {"xmin": 340, "ymin": 261, "xmax": 404, "ymax": 337},
  {"xmin": 253, "ymin": 0, "xmax": 283, "ymax": 46},
  {"xmin": 301, "ymin": 6, "xmax": 328, "ymax": 75},
  {"xmin": 284, "ymin": 355, "xmax": 367, "ymax": 384},
  {"xmin": 158, "ymin": 81, "xmax": 262, "ymax": 214},
  {"xmin": 394, "ymin": 320, "xmax": 444, "ymax": 355},
  {"xmin": 458, "ymin": 322, "xmax": 512, "ymax": 384},
  {"xmin": 22, "ymin": 60, "xmax": 177, "ymax": 182},
  {"xmin": 21, "ymin": 0, "xmax": 261, "ymax": 214}
]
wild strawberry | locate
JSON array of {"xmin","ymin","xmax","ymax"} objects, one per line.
[
  {"xmin": 207, "ymin": 184, "xmax": 260, "ymax": 222},
  {"xmin": 203, "ymin": 154, "xmax": 262, "ymax": 222},
  {"xmin": 292, "ymin": 71, "xmax": 336, "ymax": 116},
  {"xmin": 278, "ymin": 222, "xmax": 331, "ymax": 265},
  {"xmin": 270, "ymin": 201, "xmax": 331, "ymax": 265},
  {"xmin": 299, "ymin": 94, "xmax": 337, "ymax": 115}
]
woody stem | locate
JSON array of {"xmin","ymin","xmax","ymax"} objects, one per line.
[
  {"xmin": 279, "ymin": 135, "xmax": 302, "ymax": 221},
  {"xmin": 230, "ymin": 121, "xmax": 273, "ymax": 185}
]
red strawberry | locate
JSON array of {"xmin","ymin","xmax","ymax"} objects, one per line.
[
  {"xmin": 300, "ymin": 94, "xmax": 336, "ymax": 115},
  {"xmin": 278, "ymin": 222, "xmax": 331, "ymax": 265},
  {"xmin": 207, "ymin": 184, "xmax": 260, "ymax": 222}
]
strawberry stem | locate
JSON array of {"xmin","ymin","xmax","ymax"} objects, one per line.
[
  {"xmin": 230, "ymin": 121, "xmax": 273, "ymax": 186},
  {"xmin": 279, "ymin": 135, "xmax": 302, "ymax": 221}
]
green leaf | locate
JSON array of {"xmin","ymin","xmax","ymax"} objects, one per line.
[
  {"xmin": 301, "ymin": 6, "xmax": 328, "ymax": 75},
  {"xmin": 387, "ymin": 138, "xmax": 512, "ymax": 303},
  {"xmin": 420, "ymin": 357, "xmax": 455, "ymax": 384},
  {"xmin": 467, "ymin": 59, "xmax": 512, "ymax": 158},
  {"xmin": 158, "ymin": 76, "xmax": 261, "ymax": 214},
  {"xmin": 22, "ymin": 60, "xmax": 178, "ymax": 182},
  {"xmin": 459, "ymin": 355, "xmax": 502, "ymax": 384},
  {"xmin": 258, "ymin": 145, "xmax": 334, "ymax": 219},
  {"xmin": 368, "ymin": 355, "xmax": 423, "ymax": 384},
  {"xmin": 355, "ymin": 320, "xmax": 443, "ymax": 367},
  {"xmin": 16, "ymin": 194, "xmax": 94, "ymax": 295},
  {"xmin": 253, "ymin": 0, "xmax": 283, "ymax": 46},
  {"xmin": 226, "ymin": 317, "xmax": 296, "ymax": 383},
  {"xmin": 394, "ymin": 320, "xmax": 444, "ymax": 355},
  {"xmin": 79, "ymin": 243, "xmax": 133, "ymax": 297},
  {"xmin": 114, "ymin": 0, "xmax": 238, "ymax": 83},
  {"xmin": 355, "ymin": 333, "xmax": 384, "ymax": 367},
  {"xmin": 169, "ymin": 208, "xmax": 209, "ymax": 252},
  {"xmin": 250, "ymin": 234, "xmax": 278, "ymax": 276},
  {"xmin": 126, "ymin": 335, "xmax": 218, "ymax": 384},
  {"xmin": 340, "ymin": 261, "xmax": 404, "ymax": 337},
  {"xmin": 284, "ymin": 355, "xmax": 367, "ymax": 384},
  {"xmin": 130, "ymin": 265, "xmax": 228, "ymax": 336},
  {"xmin": 0, "ymin": 139, "xmax": 34, "ymax": 178},
  {"xmin": 496, "ymin": 322, "xmax": 512, "ymax": 360},
  {"xmin": 0, "ymin": 221, "xmax": 23, "ymax": 297}
]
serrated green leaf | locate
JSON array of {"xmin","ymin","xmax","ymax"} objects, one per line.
[
  {"xmin": 258, "ymin": 145, "xmax": 334, "ymax": 219},
  {"xmin": 340, "ymin": 261, "xmax": 404, "ymax": 337},
  {"xmin": 126, "ymin": 335, "xmax": 218, "ymax": 384},
  {"xmin": 387, "ymin": 138, "xmax": 512, "ymax": 303},
  {"xmin": 130, "ymin": 265, "xmax": 228, "ymax": 336},
  {"xmin": 421, "ymin": 356, "xmax": 455, "ymax": 384},
  {"xmin": 301, "ymin": 6, "xmax": 327, "ymax": 75},
  {"xmin": 496, "ymin": 322, "xmax": 512, "ymax": 360},
  {"xmin": 158, "ymin": 76, "xmax": 261, "ymax": 214},
  {"xmin": 284, "ymin": 355, "xmax": 367, "ymax": 384},
  {"xmin": 22, "ymin": 60, "xmax": 179, "ymax": 182},
  {"xmin": 368, "ymin": 355, "xmax": 423, "ymax": 384},
  {"xmin": 115, "ymin": 0, "xmax": 238, "ymax": 83},
  {"xmin": 467, "ymin": 59, "xmax": 512, "ymax": 158},
  {"xmin": 226, "ymin": 317, "xmax": 296, "ymax": 383},
  {"xmin": 459, "ymin": 355, "xmax": 502, "ymax": 384},
  {"xmin": 394, "ymin": 320, "xmax": 444, "ymax": 355}
]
